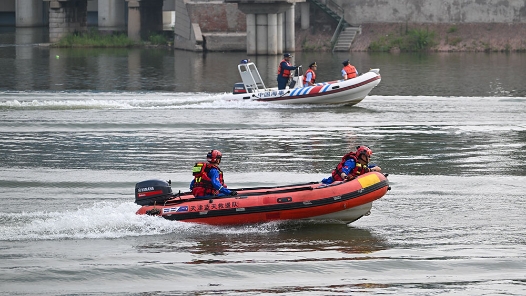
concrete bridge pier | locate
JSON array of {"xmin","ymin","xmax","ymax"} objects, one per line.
[
  {"xmin": 98, "ymin": 0, "xmax": 126, "ymax": 32},
  {"xmin": 15, "ymin": 0, "xmax": 45, "ymax": 27},
  {"xmin": 235, "ymin": 1, "xmax": 298, "ymax": 55},
  {"xmin": 246, "ymin": 13, "xmax": 256, "ymax": 54},
  {"xmin": 255, "ymin": 14, "xmax": 269, "ymax": 54},
  {"xmin": 300, "ymin": 1, "xmax": 309, "ymax": 30},
  {"xmin": 277, "ymin": 13, "xmax": 283, "ymax": 53},
  {"xmin": 44, "ymin": 0, "xmax": 87, "ymax": 43},
  {"xmin": 284, "ymin": 3, "xmax": 295, "ymax": 52},
  {"xmin": 126, "ymin": 0, "xmax": 163, "ymax": 41}
]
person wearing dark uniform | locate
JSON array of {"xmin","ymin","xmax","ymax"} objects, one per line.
[{"xmin": 277, "ymin": 53, "xmax": 298, "ymax": 90}]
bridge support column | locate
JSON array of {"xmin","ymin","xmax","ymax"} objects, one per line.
[
  {"xmin": 45, "ymin": 0, "xmax": 87, "ymax": 43},
  {"xmin": 284, "ymin": 4, "xmax": 295, "ymax": 52},
  {"xmin": 98, "ymin": 0, "xmax": 126, "ymax": 32},
  {"xmin": 267, "ymin": 13, "xmax": 278, "ymax": 55},
  {"xmin": 246, "ymin": 13, "xmax": 256, "ymax": 55},
  {"xmin": 15, "ymin": 0, "xmax": 44, "ymax": 27},
  {"xmin": 126, "ymin": 0, "xmax": 163, "ymax": 41},
  {"xmin": 255, "ymin": 14, "xmax": 268, "ymax": 54},
  {"xmin": 235, "ymin": 1, "xmax": 296, "ymax": 55},
  {"xmin": 300, "ymin": 1, "xmax": 309, "ymax": 29},
  {"xmin": 277, "ymin": 12, "xmax": 283, "ymax": 54}
]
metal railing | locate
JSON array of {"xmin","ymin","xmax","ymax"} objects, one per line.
[
  {"xmin": 325, "ymin": 0, "xmax": 344, "ymax": 17},
  {"xmin": 330, "ymin": 16, "xmax": 346, "ymax": 52}
]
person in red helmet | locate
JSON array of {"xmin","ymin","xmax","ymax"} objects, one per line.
[
  {"xmin": 322, "ymin": 145, "xmax": 382, "ymax": 184},
  {"xmin": 190, "ymin": 150, "xmax": 237, "ymax": 198}
]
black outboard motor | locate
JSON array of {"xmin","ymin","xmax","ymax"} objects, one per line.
[
  {"xmin": 232, "ymin": 82, "xmax": 247, "ymax": 94},
  {"xmin": 135, "ymin": 179, "xmax": 173, "ymax": 206}
]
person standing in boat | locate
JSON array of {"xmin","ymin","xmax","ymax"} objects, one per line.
[
  {"xmin": 321, "ymin": 146, "xmax": 381, "ymax": 184},
  {"xmin": 341, "ymin": 59, "xmax": 358, "ymax": 80},
  {"xmin": 277, "ymin": 53, "xmax": 298, "ymax": 90},
  {"xmin": 303, "ymin": 62, "xmax": 317, "ymax": 86},
  {"xmin": 190, "ymin": 150, "xmax": 237, "ymax": 198}
]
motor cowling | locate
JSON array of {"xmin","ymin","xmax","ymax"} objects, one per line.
[
  {"xmin": 135, "ymin": 179, "xmax": 173, "ymax": 206},
  {"xmin": 232, "ymin": 82, "xmax": 246, "ymax": 94}
]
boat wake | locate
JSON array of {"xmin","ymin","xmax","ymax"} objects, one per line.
[
  {"xmin": 0, "ymin": 91, "xmax": 326, "ymax": 110},
  {"xmin": 0, "ymin": 201, "xmax": 289, "ymax": 241}
]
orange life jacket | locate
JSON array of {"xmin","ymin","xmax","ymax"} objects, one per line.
[
  {"xmin": 331, "ymin": 152, "xmax": 370, "ymax": 181},
  {"xmin": 277, "ymin": 59, "xmax": 293, "ymax": 78},
  {"xmin": 303, "ymin": 68, "xmax": 316, "ymax": 85},
  {"xmin": 343, "ymin": 64, "xmax": 357, "ymax": 79},
  {"xmin": 192, "ymin": 162, "xmax": 225, "ymax": 197}
]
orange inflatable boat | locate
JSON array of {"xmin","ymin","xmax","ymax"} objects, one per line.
[{"xmin": 134, "ymin": 172, "xmax": 390, "ymax": 225}]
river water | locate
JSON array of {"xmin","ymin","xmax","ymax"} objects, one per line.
[{"xmin": 1, "ymin": 28, "xmax": 525, "ymax": 295}]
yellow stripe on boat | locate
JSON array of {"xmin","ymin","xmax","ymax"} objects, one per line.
[{"xmin": 358, "ymin": 173, "xmax": 381, "ymax": 188}]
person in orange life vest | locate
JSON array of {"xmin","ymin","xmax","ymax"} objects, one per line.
[
  {"xmin": 303, "ymin": 62, "xmax": 317, "ymax": 86},
  {"xmin": 277, "ymin": 53, "xmax": 298, "ymax": 90},
  {"xmin": 321, "ymin": 145, "xmax": 381, "ymax": 184},
  {"xmin": 190, "ymin": 150, "xmax": 237, "ymax": 198},
  {"xmin": 341, "ymin": 59, "xmax": 358, "ymax": 80}
]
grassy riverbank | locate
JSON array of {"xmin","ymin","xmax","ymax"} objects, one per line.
[
  {"xmin": 297, "ymin": 23, "xmax": 526, "ymax": 52},
  {"xmin": 351, "ymin": 23, "xmax": 526, "ymax": 52},
  {"xmin": 52, "ymin": 23, "xmax": 526, "ymax": 52},
  {"xmin": 54, "ymin": 30, "xmax": 171, "ymax": 48}
]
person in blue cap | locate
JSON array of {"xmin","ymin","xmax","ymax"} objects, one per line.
[
  {"xmin": 341, "ymin": 59, "xmax": 358, "ymax": 80},
  {"xmin": 277, "ymin": 53, "xmax": 298, "ymax": 90},
  {"xmin": 303, "ymin": 62, "xmax": 317, "ymax": 86}
]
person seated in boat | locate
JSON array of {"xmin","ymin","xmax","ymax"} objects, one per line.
[
  {"xmin": 277, "ymin": 53, "xmax": 298, "ymax": 90},
  {"xmin": 303, "ymin": 62, "xmax": 317, "ymax": 87},
  {"xmin": 321, "ymin": 146, "xmax": 382, "ymax": 184},
  {"xmin": 341, "ymin": 59, "xmax": 358, "ymax": 80},
  {"xmin": 190, "ymin": 150, "xmax": 237, "ymax": 198}
]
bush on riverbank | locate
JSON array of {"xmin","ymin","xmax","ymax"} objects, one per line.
[
  {"xmin": 55, "ymin": 30, "xmax": 136, "ymax": 47},
  {"xmin": 369, "ymin": 27, "xmax": 436, "ymax": 52},
  {"xmin": 54, "ymin": 30, "xmax": 171, "ymax": 48},
  {"xmin": 352, "ymin": 23, "xmax": 526, "ymax": 52}
]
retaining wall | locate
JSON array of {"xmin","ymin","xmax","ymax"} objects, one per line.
[{"xmin": 333, "ymin": 0, "xmax": 526, "ymax": 25}]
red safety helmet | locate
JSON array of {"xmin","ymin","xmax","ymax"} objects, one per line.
[
  {"xmin": 355, "ymin": 146, "xmax": 373, "ymax": 158},
  {"xmin": 207, "ymin": 149, "xmax": 222, "ymax": 163}
]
